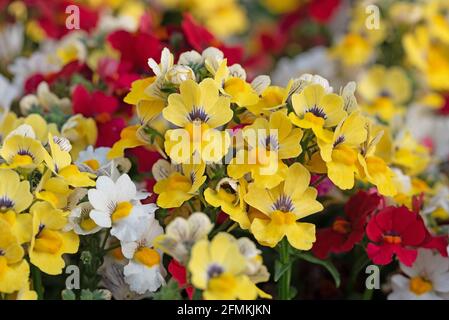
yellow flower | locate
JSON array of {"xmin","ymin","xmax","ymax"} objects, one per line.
[
  {"xmin": 204, "ymin": 178, "xmax": 250, "ymax": 229},
  {"xmin": 0, "ymin": 220, "xmax": 30, "ymax": 293},
  {"xmin": 35, "ymin": 170, "xmax": 71, "ymax": 209},
  {"xmin": 318, "ymin": 112, "xmax": 367, "ymax": 190},
  {"xmin": 289, "ymin": 84, "xmax": 346, "ymax": 142},
  {"xmin": 228, "ymin": 110, "xmax": 303, "ymax": 189},
  {"xmin": 392, "ymin": 131, "xmax": 430, "ymax": 176},
  {"xmin": 357, "ymin": 123, "xmax": 397, "ymax": 196},
  {"xmin": 261, "ymin": 0, "xmax": 300, "ymax": 14},
  {"xmin": 244, "ymin": 163, "xmax": 323, "ymax": 250},
  {"xmin": 108, "ymin": 125, "xmax": 146, "ymax": 159},
  {"xmin": 29, "ymin": 202, "xmax": 79, "ymax": 275},
  {"xmin": 44, "ymin": 134, "xmax": 96, "ymax": 187},
  {"xmin": 124, "ymin": 77, "xmax": 166, "ymax": 125},
  {"xmin": 246, "ymin": 86, "xmax": 286, "ymax": 116},
  {"xmin": 425, "ymin": 0, "xmax": 449, "ymax": 44},
  {"xmin": 191, "ymin": 0, "xmax": 248, "ymax": 37},
  {"xmin": 163, "ymin": 79, "xmax": 232, "ymax": 163},
  {"xmin": 153, "ymin": 160, "xmax": 206, "ymax": 208},
  {"xmin": 331, "ymin": 33, "xmax": 373, "ymax": 66},
  {"xmin": 403, "ymin": 26, "xmax": 449, "ymax": 90},
  {"xmin": 0, "ymin": 125, "xmax": 47, "ymax": 169},
  {"xmin": 0, "ymin": 169, "xmax": 33, "ymax": 244},
  {"xmin": 188, "ymin": 233, "xmax": 261, "ymax": 300},
  {"xmin": 61, "ymin": 114, "xmax": 97, "ymax": 159},
  {"xmin": 358, "ymin": 66, "xmax": 411, "ymax": 121}
]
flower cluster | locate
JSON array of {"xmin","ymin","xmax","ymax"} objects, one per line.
[{"xmin": 1, "ymin": 0, "xmax": 449, "ymax": 301}]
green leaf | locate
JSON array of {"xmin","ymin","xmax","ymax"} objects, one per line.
[
  {"xmin": 274, "ymin": 260, "xmax": 291, "ymax": 282},
  {"xmin": 152, "ymin": 279, "xmax": 182, "ymax": 300},
  {"xmin": 293, "ymin": 251, "xmax": 341, "ymax": 288},
  {"xmin": 80, "ymin": 289, "xmax": 111, "ymax": 300},
  {"xmin": 61, "ymin": 289, "xmax": 76, "ymax": 300}
]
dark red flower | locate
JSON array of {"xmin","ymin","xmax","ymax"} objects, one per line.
[
  {"xmin": 168, "ymin": 259, "xmax": 194, "ymax": 299},
  {"xmin": 181, "ymin": 13, "xmax": 243, "ymax": 65},
  {"xmin": 308, "ymin": 0, "xmax": 341, "ymax": 23},
  {"xmin": 107, "ymin": 30, "xmax": 163, "ymax": 73},
  {"xmin": 129, "ymin": 147, "xmax": 162, "ymax": 174},
  {"xmin": 72, "ymin": 84, "xmax": 118, "ymax": 118},
  {"xmin": 95, "ymin": 118, "xmax": 126, "ymax": 147},
  {"xmin": 366, "ymin": 206, "xmax": 428, "ymax": 266},
  {"xmin": 25, "ymin": 0, "xmax": 98, "ymax": 39},
  {"xmin": 312, "ymin": 191, "xmax": 382, "ymax": 259}
]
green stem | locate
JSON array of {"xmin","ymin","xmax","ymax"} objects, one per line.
[
  {"xmin": 278, "ymin": 238, "xmax": 292, "ymax": 300},
  {"xmin": 31, "ymin": 265, "xmax": 44, "ymax": 300}
]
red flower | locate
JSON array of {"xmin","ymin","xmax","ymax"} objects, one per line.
[
  {"xmin": 168, "ymin": 259, "xmax": 194, "ymax": 299},
  {"xmin": 308, "ymin": 0, "xmax": 341, "ymax": 23},
  {"xmin": 95, "ymin": 118, "xmax": 126, "ymax": 147},
  {"xmin": 312, "ymin": 191, "xmax": 382, "ymax": 259},
  {"xmin": 107, "ymin": 30, "xmax": 163, "ymax": 72},
  {"xmin": 181, "ymin": 13, "xmax": 243, "ymax": 65},
  {"xmin": 25, "ymin": 0, "xmax": 98, "ymax": 39},
  {"xmin": 366, "ymin": 206, "xmax": 428, "ymax": 266},
  {"xmin": 72, "ymin": 84, "xmax": 118, "ymax": 119}
]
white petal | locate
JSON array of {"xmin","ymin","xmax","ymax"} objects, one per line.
[{"xmin": 89, "ymin": 210, "xmax": 112, "ymax": 228}]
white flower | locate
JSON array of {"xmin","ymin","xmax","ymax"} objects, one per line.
[
  {"xmin": 148, "ymin": 47, "xmax": 174, "ymax": 77},
  {"xmin": 298, "ymin": 74, "xmax": 333, "ymax": 93},
  {"xmin": 0, "ymin": 23, "xmax": 24, "ymax": 64},
  {"xmin": 154, "ymin": 212, "xmax": 213, "ymax": 264},
  {"xmin": 122, "ymin": 218, "xmax": 166, "ymax": 294},
  {"xmin": 65, "ymin": 202, "xmax": 102, "ymax": 235},
  {"xmin": 0, "ymin": 75, "xmax": 19, "ymax": 117},
  {"xmin": 77, "ymin": 146, "xmax": 111, "ymax": 173},
  {"xmin": 271, "ymin": 47, "xmax": 335, "ymax": 87},
  {"xmin": 99, "ymin": 256, "xmax": 150, "ymax": 300},
  {"xmin": 237, "ymin": 237, "xmax": 270, "ymax": 284},
  {"xmin": 165, "ymin": 65, "xmax": 196, "ymax": 84},
  {"xmin": 88, "ymin": 174, "xmax": 157, "ymax": 242},
  {"xmin": 423, "ymin": 187, "xmax": 449, "ymax": 216},
  {"xmin": 388, "ymin": 249, "xmax": 449, "ymax": 300},
  {"xmin": 19, "ymin": 82, "xmax": 71, "ymax": 115}
]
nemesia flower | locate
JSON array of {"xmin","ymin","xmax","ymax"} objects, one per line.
[
  {"xmin": 154, "ymin": 212, "xmax": 212, "ymax": 265},
  {"xmin": 163, "ymin": 79, "xmax": 232, "ymax": 163},
  {"xmin": 289, "ymin": 82, "xmax": 346, "ymax": 141},
  {"xmin": 152, "ymin": 160, "xmax": 207, "ymax": 209},
  {"xmin": 366, "ymin": 206, "xmax": 429, "ymax": 266},
  {"xmin": 244, "ymin": 163, "xmax": 323, "ymax": 250},
  {"xmin": 88, "ymin": 173, "xmax": 156, "ymax": 242},
  {"xmin": 122, "ymin": 217, "xmax": 166, "ymax": 294},
  {"xmin": 388, "ymin": 249, "xmax": 449, "ymax": 300},
  {"xmin": 0, "ymin": 220, "xmax": 30, "ymax": 293},
  {"xmin": 188, "ymin": 232, "xmax": 265, "ymax": 300},
  {"xmin": 312, "ymin": 191, "xmax": 382, "ymax": 259},
  {"xmin": 228, "ymin": 110, "xmax": 303, "ymax": 189},
  {"xmin": 28, "ymin": 201, "xmax": 79, "ymax": 275}
]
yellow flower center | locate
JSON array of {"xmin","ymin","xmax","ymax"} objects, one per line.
[
  {"xmin": 366, "ymin": 156, "xmax": 388, "ymax": 175},
  {"xmin": 83, "ymin": 159, "xmax": 100, "ymax": 170},
  {"xmin": 410, "ymin": 276, "xmax": 433, "ymax": 295},
  {"xmin": 167, "ymin": 173, "xmax": 192, "ymax": 192},
  {"xmin": 0, "ymin": 256, "xmax": 7, "ymax": 279},
  {"xmin": 0, "ymin": 211, "xmax": 16, "ymax": 225},
  {"xmin": 271, "ymin": 210, "xmax": 297, "ymax": 225},
  {"xmin": 111, "ymin": 201, "xmax": 133, "ymax": 222},
  {"xmin": 332, "ymin": 145, "xmax": 358, "ymax": 166},
  {"xmin": 217, "ymin": 188, "xmax": 237, "ymax": 203},
  {"xmin": 112, "ymin": 247, "xmax": 125, "ymax": 260},
  {"xmin": 134, "ymin": 247, "xmax": 160, "ymax": 267},
  {"xmin": 11, "ymin": 154, "xmax": 34, "ymax": 166},
  {"xmin": 34, "ymin": 229, "xmax": 63, "ymax": 254},
  {"xmin": 432, "ymin": 207, "xmax": 449, "ymax": 221},
  {"xmin": 208, "ymin": 272, "xmax": 237, "ymax": 295},
  {"xmin": 80, "ymin": 217, "xmax": 97, "ymax": 231},
  {"xmin": 185, "ymin": 121, "xmax": 211, "ymax": 143},
  {"xmin": 304, "ymin": 112, "xmax": 325, "ymax": 127}
]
